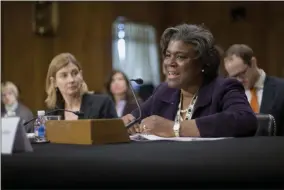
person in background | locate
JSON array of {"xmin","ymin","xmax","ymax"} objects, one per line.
[
  {"xmin": 122, "ymin": 24, "xmax": 258, "ymax": 138},
  {"xmin": 1, "ymin": 81, "xmax": 34, "ymax": 132},
  {"xmin": 224, "ymin": 44, "xmax": 284, "ymax": 136},
  {"xmin": 45, "ymin": 53, "xmax": 118, "ymax": 120},
  {"xmin": 105, "ymin": 70, "xmax": 142, "ymax": 117}
]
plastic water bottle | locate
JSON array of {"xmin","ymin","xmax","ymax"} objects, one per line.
[{"xmin": 34, "ymin": 110, "xmax": 47, "ymax": 141}]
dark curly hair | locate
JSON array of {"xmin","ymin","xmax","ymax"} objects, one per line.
[{"xmin": 160, "ymin": 24, "xmax": 220, "ymax": 81}]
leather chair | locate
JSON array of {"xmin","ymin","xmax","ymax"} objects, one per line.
[
  {"xmin": 255, "ymin": 114, "xmax": 277, "ymax": 136},
  {"xmin": 138, "ymin": 84, "xmax": 154, "ymax": 102}
]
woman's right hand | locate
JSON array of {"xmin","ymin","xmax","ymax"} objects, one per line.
[{"xmin": 121, "ymin": 114, "xmax": 141, "ymax": 135}]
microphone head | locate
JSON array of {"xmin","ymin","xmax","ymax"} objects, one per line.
[
  {"xmin": 131, "ymin": 78, "xmax": 144, "ymax": 85},
  {"xmin": 74, "ymin": 111, "xmax": 84, "ymax": 117}
]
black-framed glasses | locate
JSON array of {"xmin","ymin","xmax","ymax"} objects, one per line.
[{"xmin": 231, "ymin": 65, "xmax": 250, "ymax": 80}]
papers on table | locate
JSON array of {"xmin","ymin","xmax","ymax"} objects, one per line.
[{"xmin": 130, "ymin": 134, "xmax": 231, "ymax": 142}]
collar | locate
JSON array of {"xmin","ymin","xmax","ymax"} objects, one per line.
[
  {"xmin": 158, "ymin": 78, "xmax": 215, "ymax": 108},
  {"xmin": 5, "ymin": 101, "xmax": 18, "ymax": 112},
  {"xmin": 117, "ymin": 100, "xmax": 127, "ymax": 106},
  {"xmin": 157, "ymin": 83, "xmax": 180, "ymax": 104},
  {"xmin": 254, "ymin": 69, "xmax": 266, "ymax": 89}
]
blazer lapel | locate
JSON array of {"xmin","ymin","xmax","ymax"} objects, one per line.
[
  {"xmin": 155, "ymin": 80, "xmax": 215, "ymax": 120},
  {"xmin": 157, "ymin": 87, "xmax": 180, "ymax": 120},
  {"xmin": 191, "ymin": 80, "xmax": 214, "ymax": 118},
  {"xmin": 260, "ymin": 76, "xmax": 276, "ymax": 113},
  {"xmin": 15, "ymin": 103, "xmax": 21, "ymax": 116},
  {"xmin": 156, "ymin": 79, "xmax": 214, "ymax": 120},
  {"xmin": 79, "ymin": 94, "xmax": 93, "ymax": 119},
  {"xmin": 122, "ymin": 103, "xmax": 129, "ymax": 117}
]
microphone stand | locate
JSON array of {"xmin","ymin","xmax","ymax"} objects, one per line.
[
  {"xmin": 125, "ymin": 79, "xmax": 143, "ymax": 129},
  {"xmin": 26, "ymin": 109, "xmax": 84, "ymax": 144},
  {"xmin": 23, "ymin": 109, "xmax": 84, "ymax": 126}
]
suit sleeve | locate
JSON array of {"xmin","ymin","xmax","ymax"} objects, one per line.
[
  {"xmin": 277, "ymin": 82, "xmax": 284, "ymax": 136},
  {"xmin": 195, "ymin": 80, "xmax": 258, "ymax": 137},
  {"xmin": 101, "ymin": 96, "xmax": 118, "ymax": 119},
  {"xmin": 280, "ymin": 103, "xmax": 284, "ymax": 136},
  {"xmin": 18, "ymin": 104, "xmax": 34, "ymax": 133}
]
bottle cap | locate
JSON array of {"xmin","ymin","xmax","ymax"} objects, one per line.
[{"xmin": 37, "ymin": 110, "xmax": 45, "ymax": 116}]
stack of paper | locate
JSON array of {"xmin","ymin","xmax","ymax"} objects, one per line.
[{"xmin": 130, "ymin": 134, "xmax": 231, "ymax": 142}]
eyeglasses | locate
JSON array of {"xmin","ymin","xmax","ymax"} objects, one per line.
[{"xmin": 230, "ymin": 65, "xmax": 250, "ymax": 80}]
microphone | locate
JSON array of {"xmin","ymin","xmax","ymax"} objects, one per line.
[
  {"xmin": 125, "ymin": 78, "xmax": 143, "ymax": 129},
  {"xmin": 131, "ymin": 78, "xmax": 144, "ymax": 85},
  {"xmin": 23, "ymin": 109, "xmax": 84, "ymax": 126}
]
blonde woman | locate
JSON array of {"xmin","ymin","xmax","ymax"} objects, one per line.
[
  {"xmin": 45, "ymin": 53, "xmax": 117, "ymax": 120},
  {"xmin": 1, "ymin": 81, "xmax": 34, "ymax": 132}
]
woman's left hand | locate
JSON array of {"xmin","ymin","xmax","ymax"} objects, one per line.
[{"xmin": 140, "ymin": 115, "xmax": 175, "ymax": 137}]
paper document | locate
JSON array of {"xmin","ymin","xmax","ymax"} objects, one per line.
[{"xmin": 130, "ymin": 134, "xmax": 231, "ymax": 142}]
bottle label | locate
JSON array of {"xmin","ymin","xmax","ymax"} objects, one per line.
[
  {"xmin": 35, "ymin": 130, "xmax": 39, "ymax": 137},
  {"xmin": 38, "ymin": 124, "xmax": 45, "ymax": 137},
  {"xmin": 34, "ymin": 122, "xmax": 38, "ymax": 136}
]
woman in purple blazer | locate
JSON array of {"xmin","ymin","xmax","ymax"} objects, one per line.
[{"xmin": 122, "ymin": 24, "xmax": 258, "ymax": 138}]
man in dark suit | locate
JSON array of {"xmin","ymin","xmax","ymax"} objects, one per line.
[{"xmin": 224, "ymin": 44, "xmax": 284, "ymax": 136}]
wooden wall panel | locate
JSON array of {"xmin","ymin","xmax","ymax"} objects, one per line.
[
  {"xmin": 2, "ymin": 1, "xmax": 284, "ymax": 113},
  {"xmin": 266, "ymin": 2, "xmax": 284, "ymax": 76},
  {"xmin": 163, "ymin": 2, "xmax": 277, "ymax": 74},
  {"xmin": 2, "ymin": 2, "xmax": 53, "ymax": 110}
]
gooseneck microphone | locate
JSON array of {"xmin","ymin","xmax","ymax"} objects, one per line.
[
  {"xmin": 131, "ymin": 78, "xmax": 144, "ymax": 85},
  {"xmin": 23, "ymin": 109, "xmax": 84, "ymax": 126},
  {"xmin": 125, "ymin": 78, "xmax": 143, "ymax": 129}
]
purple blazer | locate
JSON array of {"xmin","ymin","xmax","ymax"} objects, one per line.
[{"xmin": 131, "ymin": 77, "xmax": 258, "ymax": 137}]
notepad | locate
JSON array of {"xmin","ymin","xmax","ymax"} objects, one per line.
[{"xmin": 130, "ymin": 134, "xmax": 231, "ymax": 142}]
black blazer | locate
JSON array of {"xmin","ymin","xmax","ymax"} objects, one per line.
[
  {"xmin": 53, "ymin": 93, "xmax": 118, "ymax": 120},
  {"xmin": 260, "ymin": 76, "xmax": 284, "ymax": 136}
]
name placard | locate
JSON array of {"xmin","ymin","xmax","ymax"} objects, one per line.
[{"xmin": 1, "ymin": 117, "xmax": 33, "ymax": 154}]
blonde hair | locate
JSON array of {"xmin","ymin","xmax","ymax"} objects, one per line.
[
  {"xmin": 45, "ymin": 53, "xmax": 89, "ymax": 109},
  {"xmin": 1, "ymin": 81, "xmax": 19, "ymax": 98}
]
